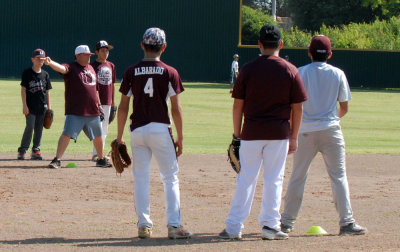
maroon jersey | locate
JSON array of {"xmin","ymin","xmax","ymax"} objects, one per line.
[
  {"xmin": 233, "ymin": 55, "xmax": 307, "ymax": 140},
  {"xmin": 91, "ymin": 60, "xmax": 116, "ymax": 105},
  {"xmin": 120, "ymin": 60, "xmax": 184, "ymax": 131},
  {"xmin": 62, "ymin": 62, "xmax": 100, "ymax": 116}
]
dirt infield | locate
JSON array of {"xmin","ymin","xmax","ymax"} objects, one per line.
[{"xmin": 1, "ymin": 153, "xmax": 399, "ymax": 251}]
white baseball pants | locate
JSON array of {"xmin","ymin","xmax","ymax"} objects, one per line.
[
  {"xmin": 130, "ymin": 122, "xmax": 181, "ymax": 228},
  {"xmin": 93, "ymin": 105, "xmax": 111, "ymax": 156},
  {"xmin": 225, "ymin": 139, "xmax": 289, "ymax": 235},
  {"xmin": 281, "ymin": 125, "xmax": 355, "ymax": 227}
]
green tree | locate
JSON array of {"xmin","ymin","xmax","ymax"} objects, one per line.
[
  {"xmin": 287, "ymin": 0, "xmax": 379, "ymax": 31},
  {"xmin": 361, "ymin": 0, "xmax": 400, "ymax": 17},
  {"xmin": 241, "ymin": 5, "xmax": 276, "ymax": 45}
]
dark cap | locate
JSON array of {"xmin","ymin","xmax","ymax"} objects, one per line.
[
  {"xmin": 259, "ymin": 24, "xmax": 281, "ymax": 42},
  {"xmin": 309, "ymin": 35, "xmax": 331, "ymax": 54},
  {"xmin": 32, "ymin": 48, "xmax": 46, "ymax": 58},
  {"xmin": 96, "ymin": 40, "xmax": 114, "ymax": 51}
]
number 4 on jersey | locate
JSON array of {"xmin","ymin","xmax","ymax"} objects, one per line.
[{"xmin": 144, "ymin": 78, "xmax": 154, "ymax": 97}]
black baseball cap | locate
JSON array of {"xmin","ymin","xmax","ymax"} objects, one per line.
[
  {"xmin": 259, "ymin": 24, "xmax": 281, "ymax": 42},
  {"xmin": 95, "ymin": 40, "xmax": 114, "ymax": 51}
]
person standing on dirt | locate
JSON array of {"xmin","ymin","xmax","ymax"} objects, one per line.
[
  {"xmin": 43, "ymin": 45, "xmax": 111, "ymax": 169},
  {"xmin": 281, "ymin": 35, "xmax": 367, "ymax": 236},
  {"xmin": 17, "ymin": 49, "xmax": 52, "ymax": 160},
  {"xmin": 116, "ymin": 27, "xmax": 192, "ymax": 239},
  {"xmin": 219, "ymin": 24, "xmax": 308, "ymax": 240}
]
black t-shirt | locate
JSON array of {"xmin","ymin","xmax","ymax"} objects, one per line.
[{"xmin": 20, "ymin": 68, "xmax": 52, "ymax": 114}]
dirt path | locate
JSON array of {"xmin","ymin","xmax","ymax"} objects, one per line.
[{"xmin": 0, "ymin": 153, "xmax": 399, "ymax": 251}]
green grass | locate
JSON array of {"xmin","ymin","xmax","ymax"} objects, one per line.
[{"xmin": 0, "ymin": 80, "xmax": 399, "ymax": 155}]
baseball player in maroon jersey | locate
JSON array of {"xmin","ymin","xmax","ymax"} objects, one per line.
[
  {"xmin": 219, "ymin": 24, "xmax": 308, "ymax": 240},
  {"xmin": 43, "ymin": 45, "xmax": 111, "ymax": 169},
  {"xmin": 117, "ymin": 27, "xmax": 192, "ymax": 239},
  {"xmin": 91, "ymin": 40, "xmax": 116, "ymax": 161}
]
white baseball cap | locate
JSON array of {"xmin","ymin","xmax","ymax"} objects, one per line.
[{"xmin": 75, "ymin": 45, "xmax": 94, "ymax": 55}]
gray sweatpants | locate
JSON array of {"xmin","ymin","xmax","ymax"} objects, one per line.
[
  {"xmin": 281, "ymin": 125, "xmax": 355, "ymax": 227},
  {"xmin": 18, "ymin": 112, "xmax": 45, "ymax": 153}
]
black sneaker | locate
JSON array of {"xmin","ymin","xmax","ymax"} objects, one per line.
[
  {"xmin": 96, "ymin": 157, "xmax": 112, "ymax": 168},
  {"xmin": 339, "ymin": 223, "xmax": 367, "ymax": 236},
  {"xmin": 17, "ymin": 152, "xmax": 25, "ymax": 160},
  {"xmin": 31, "ymin": 151, "xmax": 43, "ymax": 160},
  {"xmin": 49, "ymin": 157, "xmax": 61, "ymax": 169},
  {"xmin": 280, "ymin": 223, "xmax": 294, "ymax": 233}
]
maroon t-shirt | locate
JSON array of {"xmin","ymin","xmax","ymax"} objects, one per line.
[
  {"xmin": 120, "ymin": 60, "xmax": 184, "ymax": 131},
  {"xmin": 233, "ymin": 55, "xmax": 307, "ymax": 140},
  {"xmin": 91, "ymin": 60, "xmax": 116, "ymax": 105},
  {"xmin": 62, "ymin": 62, "xmax": 100, "ymax": 116}
]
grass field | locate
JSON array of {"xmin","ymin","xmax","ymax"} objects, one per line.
[{"xmin": 0, "ymin": 79, "xmax": 399, "ymax": 155}]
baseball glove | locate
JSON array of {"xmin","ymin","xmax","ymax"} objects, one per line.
[
  {"xmin": 227, "ymin": 134, "xmax": 241, "ymax": 173},
  {"xmin": 109, "ymin": 106, "xmax": 117, "ymax": 123},
  {"xmin": 110, "ymin": 139, "xmax": 131, "ymax": 174},
  {"xmin": 43, "ymin": 109, "xmax": 54, "ymax": 129}
]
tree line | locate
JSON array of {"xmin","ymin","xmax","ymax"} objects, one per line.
[{"xmin": 242, "ymin": 0, "xmax": 400, "ymax": 50}]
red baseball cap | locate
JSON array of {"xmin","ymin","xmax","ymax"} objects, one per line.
[
  {"xmin": 309, "ymin": 35, "xmax": 332, "ymax": 54},
  {"xmin": 32, "ymin": 48, "xmax": 46, "ymax": 58}
]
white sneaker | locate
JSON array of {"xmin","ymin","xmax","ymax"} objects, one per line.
[
  {"xmin": 168, "ymin": 225, "xmax": 192, "ymax": 239},
  {"xmin": 138, "ymin": 226, "xmax": 152, "ymax": 239},
  {"xmin": 262, "ymin": 226, "xmax": 288, "ymax": 240}
]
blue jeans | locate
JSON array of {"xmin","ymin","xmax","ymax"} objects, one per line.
[{"xmin": 18, "ymin": 112, "xmax": 45, "ymax": 153}]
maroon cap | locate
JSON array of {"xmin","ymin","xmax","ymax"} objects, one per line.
[
  {"xmin": 309, "ymin": 35, "xmax": 331, "ymax": 54},
  {"xmin": 32, "ymin": 48, "xmax": 46, "ymax": 58}
]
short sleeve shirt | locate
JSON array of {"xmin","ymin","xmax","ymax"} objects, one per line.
[
  {"xmin": 233, "ymin": 55, "xmax": 308, "ymax": 140},
  {"xmin": 231, "ymin": 60, "xmax": 239, "ymax": 74},
  {"xmin": 120, "ymin": 60, "xmax": 184, "ymax": 132},
  {"xmin": 20, "ymin": 68, "xmax": 52, "ymax": 115},
  {"xmin": 91, "ymin": 60, "xmax": 116, "ymax": 106},
  {"xmin": 298, "ymin": 62, "xmax": 352, "ymax": 133},
  {"xmin": 62, "ymin": 62, "xmax": 99, "ymax": 116}
]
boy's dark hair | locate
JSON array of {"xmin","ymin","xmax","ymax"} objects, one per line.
[
  {"xmin": 259, "ymin": 24, "xmax": 281, "ymax": 49},
  {"xmin": 260, "ymin": 40, "xmax": 280, "ymax": 49},
  {"xmin": 143, "ymin": 43, "xmax": 163, "ymax": 52},
  {"xmin": 311, "ymin": 52, "xmax": 329, "ymax": 62}
]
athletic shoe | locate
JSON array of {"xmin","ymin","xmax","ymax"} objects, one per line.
[
  {"xmin": 31, "ymin": 151, "xmax": 43, "ymax": 160},
  {"xmin": 262, "ymin": 226, "xmax": 289, "ymax": 240},
  {"xmin": 339, "ymin": 223, "xmax": 367, "ymax": 236},
  {"xmin": 49, "ymin": 157, "xmax": 61, "ymax": 169},
  {"xmin": 280, "ymin": 223, "xmax": 294, "ymax": 233},
  {"xmin": 17, "ymin": 152, "xmax": 25, "ymax": 160},
  {"xmin": 218, "ymin": 229, "xmax": 242, "ymax": 240},
  {"xmin": 138, "ymin": 226, "xmax": 152, "ymax": 239},
  {"xmin": 168, "ymin": 225, "xmax": 193, "ymax": 239},
  {"xmin": 96, "ymin": 157, "xmax": 112, "ymax": 168},
  {"xmin": 91, "ymin": 155, "xmax": 98, "ymax": 162}
]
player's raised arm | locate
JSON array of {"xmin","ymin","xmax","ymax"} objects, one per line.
[{"xmin": 43, "ymin": 57, "xmax": 67, "ymax": 74}]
